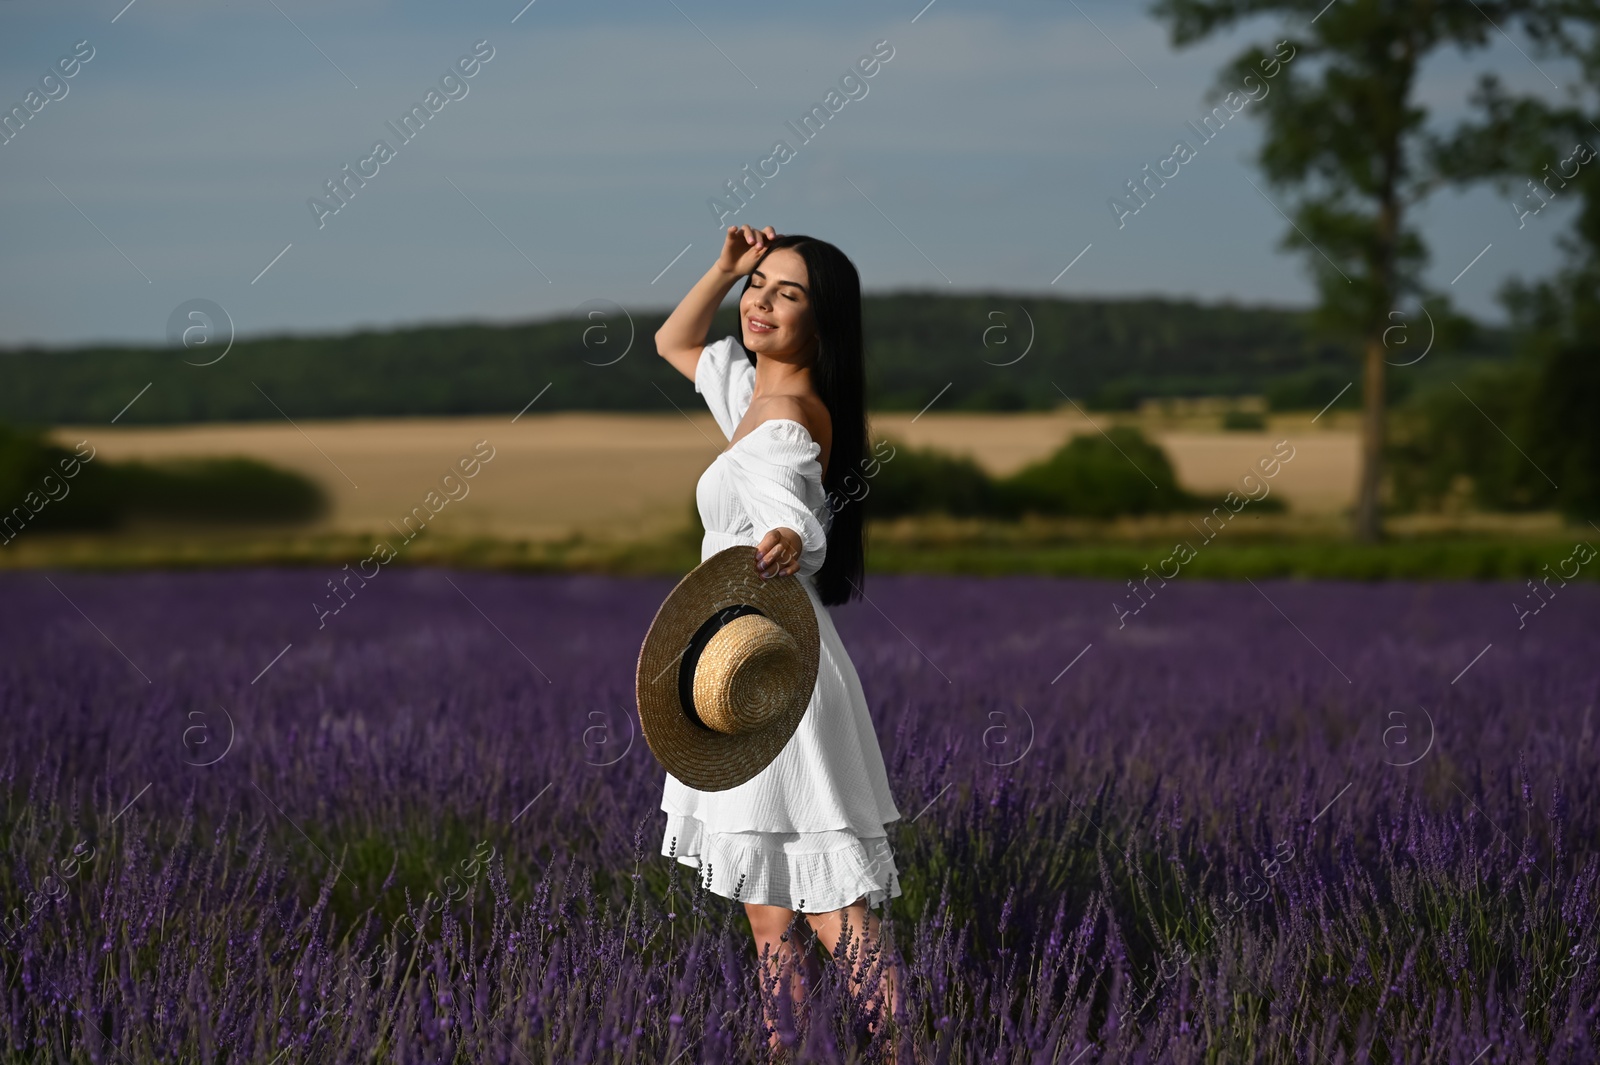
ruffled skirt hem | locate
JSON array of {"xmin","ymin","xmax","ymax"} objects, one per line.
[{"xmin": 661, "ymin": 810, "xmax": 901, "ymax": 914}]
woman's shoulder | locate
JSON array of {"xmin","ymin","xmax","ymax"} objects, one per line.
[{"xmin": 744, "ymin": 396, "xmax": 831, "ymax": 479}]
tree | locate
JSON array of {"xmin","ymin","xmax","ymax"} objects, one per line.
[
  {"xmin": 1426, "ymin": 0, "xmax": 1600, "ymax": 517},
  {"xmin": 1149, "ymin": 0, "xmax": 1544, "ymax": 541}
]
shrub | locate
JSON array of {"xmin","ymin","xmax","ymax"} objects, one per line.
[
  {"xmin": 1221, "ymin": 409, "xmax": 1266, "ymax": 431},
  {"xmin": 1386, "ymin": 364, "xmax": 1551, "ymax": 514},
  {"xmin": 861, "ymin": 427, "xmax": 1209, "ymax": 521},
  {"xmin": 1387, "ymin": 332, "xmax": 1598, "ymax": 520},
  {"xmin": 112, "ymin": 456, "xmax": 329, "ymax": 523},
  {"xmin": 0, "ymin": 420, "xmax": 328, "ymax": 534},
  {"xmin": 1265, "ymin": 367, "xmax": 1411, "ymax": 411},
  {"xmin": 1523, "ymin": 330, "xmax": 1600, "ymax": 520},
  {"xmin": 994, "ymin": 426, "xmax": 1202, "ymax": 519},
  {"xmin": 859, "ymin": 437, "xmax": 998, "ymax": 520},
  {"xmin": 1088, "ymin": 381, "xmax": 1142, "ymax": 411},
  {"xmin": 0, "ymin": 423, "xmax": 121, "ymax": 534}
]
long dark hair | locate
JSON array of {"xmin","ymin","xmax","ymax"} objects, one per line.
[{"xmin": 736, "ymin": 234, "xmax": 866, "ymax": 607}]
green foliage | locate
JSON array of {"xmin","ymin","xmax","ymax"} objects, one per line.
[
  {"xmin": 0, "ymin": 421, "xmax": 326, "ymax": 534},
  {"xmin": 1388, "ymin": 333, "xmax": 1599, "ymax": 520},
  {"xmin": 859, "ymin": 439, "xmax": 999, "ymax": 520},
  {"xmin": 1147, "ymin": 0, "xmax": 1552, "ymax": 541},
  {"xmin": 1526, "ymin": 331, "xmax": 1600, "ymax": 520},
  {"xmin": 1387, "ymin": 366, "xmax": 1541, "ymax": 513},
  {"xmin": 112, "ymin": 457, "xmax": 329, "ymax": 523},
  {"xmin": 998, "ymin": 427, "xmax": 1204, "ymax": 519},
  {"xmin": 1221, "ymin": 409, "xmax": 1266, "ymax": 431},
  {"xmin": 0, "ymin": 295, "xmax": 1515, "ymax": 425},
  {"xmin": 1141, "ymin": 1, "xmax": 1527, "ymax": 340},
  {"xmin": 1265, "ymin": 369, "xmax": 1348, "ymax": 414},
  {"xmin": 1088, "ymin": 381, "xmax": 1143, "ymax": 411},
  {"xmin": 1411, "ymin": 6, "xmax": 1600, "ymax": 521},
  {"xmin": 865, "ymin": 537, "xmax": 1596, "ymax": 581},
  {"xmin": 0, "ymin": 424, "xmax": 119, "ymax": 533},
  {"xmin": 865, "ymin": 427, "xmax": 1207, "ymax": 521},
  {"xmin": 1265, "ymin": 367, "xmax": 1415, "ymax": 412}
]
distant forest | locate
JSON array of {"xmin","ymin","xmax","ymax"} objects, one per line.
[{"xmin": 0, "ymin": 292, "xmax": 1515, "ymax": 426}]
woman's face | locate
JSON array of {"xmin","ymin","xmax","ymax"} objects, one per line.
[{"xmin": 739, "ymin": 247, "xmax": 816, "ymax": 361}]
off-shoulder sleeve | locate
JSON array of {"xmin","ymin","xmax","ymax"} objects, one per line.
[
  {"xmin": 721, "ymin": 420, "xmax": 829, "ymax": 578},
  {"xmin": 694, "ymin": 335, "xmax": 755, "ymax": 442}
]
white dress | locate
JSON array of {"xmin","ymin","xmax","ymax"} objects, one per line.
[{"xmin": 659, "ymin": 335, "xmax": 904, "ymax": 914}]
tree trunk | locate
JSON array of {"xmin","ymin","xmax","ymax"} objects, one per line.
[
  {"xmin": 1353, "ymin": 334, "xmax": 1387, "ymax": 543},
  {"xmin": 1355, "ymin": 37, "xmax": 1411, "ymax": 546}
]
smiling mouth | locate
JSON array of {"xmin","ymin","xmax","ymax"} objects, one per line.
[{"xmin": 747, "ymin": 318, "xmax": 777, "ymax": 334}]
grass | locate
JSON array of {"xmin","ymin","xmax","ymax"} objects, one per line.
[{"xmin": 0, "ymin": 510, "xmax": 1594, "ymax": 580}]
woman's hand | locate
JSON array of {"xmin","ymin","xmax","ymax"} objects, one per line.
[
  {"xmin": 754, "ymin": 527, "xmax": 801, "ymax": 578},
  {"xmin": 717, "ymin": 224, "xmax": 778, "ymax": 278}
]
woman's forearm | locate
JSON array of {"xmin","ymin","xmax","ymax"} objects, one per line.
[{"xmin": 655, "ymin": 261, "xmax": 743, "ymax": 355}]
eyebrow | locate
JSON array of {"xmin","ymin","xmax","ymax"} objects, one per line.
[{"xmin": 751, "ymin": 269, "xmax": 808, "ymax": 295}]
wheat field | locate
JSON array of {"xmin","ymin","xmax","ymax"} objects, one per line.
[{"xmin": 48, "ymin": 412, "xmax": 1362, "ymax": 543}]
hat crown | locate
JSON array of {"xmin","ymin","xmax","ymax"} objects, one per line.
[
  {"xmin": 692, "ymin": 615, "xmax": 803, "ymax": 735},
  {"xmin": 635, "ymin": 546, "xmax": 820, "ymax": 792}
]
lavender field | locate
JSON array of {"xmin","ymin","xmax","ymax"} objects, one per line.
[{"xmin": 2, "ymin": 566, "xmax": 1597, "ymax": 1064}]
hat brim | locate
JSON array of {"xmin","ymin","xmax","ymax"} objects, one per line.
[{"xmin": 636, "ymin": 546, "xmax": 820, "ymax": 791}]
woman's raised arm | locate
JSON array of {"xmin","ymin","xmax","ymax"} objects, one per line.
[{"xmin": 654, "ymin": 224, "xmax": 777, "ymax": 382}]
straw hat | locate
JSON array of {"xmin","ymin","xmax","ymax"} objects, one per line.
[{"xmin": 635, "ymin": 545, "xmax": 819, "ymax": 791}]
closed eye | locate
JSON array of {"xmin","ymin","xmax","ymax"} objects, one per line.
[{"xmin": 752, "ymin": 281, "xmax": 799, "ymax": 302}]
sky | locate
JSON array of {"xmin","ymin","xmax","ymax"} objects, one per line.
[{"xmin": 0, "ymin": 0, "xmax": 1585, "ymax": 348}]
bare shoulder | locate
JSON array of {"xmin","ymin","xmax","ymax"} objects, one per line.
[{"xmin": 757, "ymin": 394, "xmax": 832, "ymax": 477}]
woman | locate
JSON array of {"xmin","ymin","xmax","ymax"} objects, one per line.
[{"xmin": 654, "ymin": 224, "xmax": 905, "ymax": 1055}]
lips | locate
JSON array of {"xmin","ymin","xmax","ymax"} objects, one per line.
[{"xmin": 747, "ymin": 317, "xmax": 776, "ymax": 334}]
